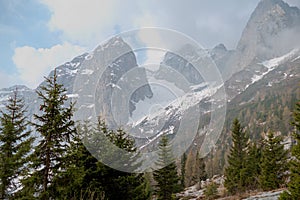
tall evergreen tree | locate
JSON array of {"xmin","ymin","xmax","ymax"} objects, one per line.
[
  {"xmin": 280, "ymin": 100, "xmax": 300, "ymax": 200},
  {"xmin": 85, "ymin": 118, "xmax": 150, "ymax": 200},
  {"xmin": 259, "ymin": 131, "xmax": 288, "ymax": 191},
  {"xmin": 153, "ymin": 135, "xmax": 181, "ymax": 200},
  {"xmin": 0, "ymin": 90, "xmax": 34, "ymax": 199},
  {"xmin": 180, "ymin": 152, "xmax": 187, "ymax": 189},
  {"xmin": 21, "ymin": 70, "xmax": 76, "ymax": 199},
  {"xmin": 224, "ymin": 119, "xmax": 249, "ymax": 194},
  {"xmin": 242, "ymin": 142, "xmax": 261, "ymax": 191},
  {"xmin": 196, "ymin": 151, "xmax": 207, "ymax": 188},
  {"xmin": 49, "ymin": 122, "xmax": 105, "ymax": 199}
]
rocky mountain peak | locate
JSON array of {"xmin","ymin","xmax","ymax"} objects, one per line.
[
  {"xmin": 233, "ymin": 0, "xmax": 300, "ymax": 73},
  {"xmin": 213, "ymin": 43, "xmax": 227, "ymax": 52}
]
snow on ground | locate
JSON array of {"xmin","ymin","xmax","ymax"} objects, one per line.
[
  {"xmin": 66, "ymin": 93, "xmax": 79, "ymax": 98},
  {"xmin": 85, "ymin": 53, "xmax": 93, "ymax": 60},
  {"xmin": 262, "ymin": 49, "xmax": 299, "ymax": 69},
  {"xmin": 81, "ymin": 69, "xmax": 94, "ymax": 75},
  {"xmin": 130, "ymin": 83, "xmax": 179, "ymax": 123},
  {"xmin": 106, "ymin": 83, "xmax": 121, "ymax": 89},
  {"xmin": 65, "ymin": 68, "xmax": 78, "ymax": 76},
  {"xmin": 131, "ymin": 83, "xmax": 220, "ymax": 128},
  {"xmin": 245, "ymin": 49, "xmax": 300, "ymax": 89},
  {"xmin": 0, "ymin": 95, "xmax": 9, "ymax": 102}
]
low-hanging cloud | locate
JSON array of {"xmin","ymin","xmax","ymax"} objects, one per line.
[
  {"xmin": 13, "ymin": 42, "xmax": 86, "ymax": 89},
  {"xmin": 39, "ymin": 0, "xmax": 266, "ymax": 49}
]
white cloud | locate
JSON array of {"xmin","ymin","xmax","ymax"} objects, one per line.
[
  {"xmin": 39, "ymin": 0, "xmax": 264, "ymax": 50},
  {"xmin": 39, "ymin": 0, "xmax": 128, "ymax": 46},
  {"xmin": 12, "ymin": 42, "xmax": 86, "ymax": 89}
]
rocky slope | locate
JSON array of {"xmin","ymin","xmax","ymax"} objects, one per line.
[{"xmin": 0, "ymin": 0, "xmax": 299, "ymax": 169}]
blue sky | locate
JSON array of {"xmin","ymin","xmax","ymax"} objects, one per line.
[{"xmin": 1, "ymin": 0, "xmax": 299, "ymax": 89}]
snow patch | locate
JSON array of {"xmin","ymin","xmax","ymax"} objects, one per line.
[
  {"xmin": 106, "ymin": 83, "xmax": 121, "ymax": 90},
  {"xmin": 262, "ymin": 48, "xmax": 300, "ymax": 68},
  {"xmin": 81, "ymin": 69, "xmax": 94, "ymax": 75},
  {"xmin": 66, "ymin": 94, "xmax": 79, "ymax": 98},
  {"xmin": 65, "ymin": 68, "xmax": 78, "ymax": 76},
  {"xmin": 246, "ymin": 49, "xmax": 300, "ymax": 89},
  {"xmin": 85, "ymin": 54, "xmax": 93, "ymax": 60}
]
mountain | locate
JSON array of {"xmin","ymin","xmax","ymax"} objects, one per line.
[
  {"xmin": 223, "ymin": 0, "xmax": 300, "ymax": 80},
  {"xmin": 0, "ymin": 37, "xmax": 153, "ymax": 128},
  {"xmin": 71, "ymin": 36, "xmax": 153, "ymax": 127},
  {"xmin": 0, "ymin": 0, "xmax": 299, "ymax": 172},
  {"xmin": 125, "ymin": 0, "xmax": 300, "ymax": 155}
]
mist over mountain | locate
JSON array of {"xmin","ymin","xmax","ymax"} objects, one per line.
[{"xmin": 0, "ymin": 0, "xmax": 299, "ymax": 155}]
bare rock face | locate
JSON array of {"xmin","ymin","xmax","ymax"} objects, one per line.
[
  {"xmin": 0, "ymin": 85, "xmax": 36, "ymax": 120},
  {"xmin": 232, "ymin": 0, "xmax": 300, "ymax": 73},
  {"xmin": 1, "ymin": 0, "xmax": 299, "ymax": 157},
  {"xmin": 1, "ymin": 37, "xmax": 153, "ymax": 129},
  {"xmin": 67, "ymin": 37, "xmax": 153, "ymax": 127}
]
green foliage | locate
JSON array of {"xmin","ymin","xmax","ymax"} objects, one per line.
[
  {"xmin": 95, "ymin": 119, "xmax": 150, "ymax": 200},
  {"xmin": 259, "ymin": 131, "xmax": 288, "ymax": 191},
  {"xmin": 224, "ymin": 119, "xmax": 249, "ymax": 194},
  {"xmin": 242, "ymin": 143, "xmax": 261, "ymax": 190},
  {"xmin": 181, "ymin": 152, "xmax": 187, "ymax": 188},
  {"xmin": 20, "ymin": 70, "xmax": 76, "ymax": 199},
  {"xmin": 49, "ymin": 123, "xmax": 104, "ymax": 199},
  {"xmin": 280, "ymin": 100, "xmax": 300, "ymax": 200},
  {"xmin": 0, "ymin": 90, "xmax": 34, "ymax": 199},
  {"xmin": 196, "ymin": 151, "xmax": 207, "ymax": 185},
  {"xmin": 204, "ymin": 182, "xmax": 218, "ymax": 200},
  {"xmin": 153, "ymin": 135, "xmax": 181, "ymax": 200}
]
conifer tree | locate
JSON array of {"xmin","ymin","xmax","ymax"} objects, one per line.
[
  {"xmin": 100, "ymin": 128, "xmax": 150, "ymax": 200},
  {"xmin": 280, "ymin": 100, "xmax": 300, "ymax": 199},
  {"xmin": 21, "ymin": 70, "xmax": 75, "ymax": 199},
  {"xmin": 242, "ymin": 142, "xmax": 261, "ymax": 190},
  {"xmin": 49, "ymin": 122, "xmax": 104, "ymax": 199},
  {"xmin": 224, "ymin": 119, "xmax": 249, "ymax": 194},
  {"xmin": 196, "ymin": 151, "xmax": 207, "ymax": 188},
  {"xmin": 181, "ymin": 152, "xmax": 187, "ymax": 189},
  {"xmin": 86, "ymin": 118, "xmax": 150, "ymax": 200},
  {"xmin": 0, "ymin": 90, "xmax": 34, "ymax": 199},
  {"xmin": 153, "ymin": 135, "xmax": 181, "ymax": 200},
  {"xmin": 259, "ymin": 131, "xmax": 288, "ymax": 191}
]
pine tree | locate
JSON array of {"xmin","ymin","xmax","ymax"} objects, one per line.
[
  {"xmin": 153, "ymin": 135, "xmax": 181, "ymax": 200},
  {"xmin": 49, "ymin": 122, "xmax": 105, "ymax": 199},
  {"xmin": 196, "ymin": 151, "xmax": 207, "ymax": 188},
  {"xmin": 184, "ymin": 150, "xmax": 196, "ymax": 186},
  {"xmin": 224, "ymin": 119, "xmax": 249, "ymax": 194},
  {"xmin": 87, "ymin": 118, "xmax": 150, "ymax": 200},
  {"xmin": 280, "ymin": 100, "xmax": 300, "ymax": 200},
  {"xmin": 21, "ymin": 70, "xmax": 76, "ymax": 199},
  {"xmin": 180, "ymin": 152, "xmax": 187, "ymax": 189},
  {"xmin": 259, "ymin": 131, "xmax": 288, "ymax": 191},
  {"xmin": 0, "ymin": 90, "xmax": 34, "ymax": 199},
  {"xmin": 242, "ymin": 142, "xmax": 261, "ymax": 191}
]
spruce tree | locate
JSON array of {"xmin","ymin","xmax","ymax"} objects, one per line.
[
  {"xmin": 21, "ymin": 70, "xmax": 75, "ymax": 199},
  {"xmin": 242, "ymin": 142, "xmax": 261, "ymax": 191},
  {"xmin": 280, "ymin": 100, "xmax": 300, "ymax": 200},
  {"xmin": 180, "ymin": 152, "xmax": 187, "ymax": 189},
  {"xmin": 87, "ymin": 118, "xmax": 150, "ymax": 200},
  {"xmin": 49, "ymin": 122, "xmax": 105, "ymax": 199},
  {"xmin": 153, "ymin": 135, "xmax": 181, "ymax": 200},
  {"xmin": 224, "ymin": 118, "xmax": 249, "ymax": 194},
  {"xmin": 0, "ymin": 90, "xmax": 33, "ymax": 199},
  {"xmin": 259, "ymin": 131, "xmax": 288, "ymax": 191},
  {"xmin": 196, "ymin": 151, "xmax": 207, "ymax": 188}
]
